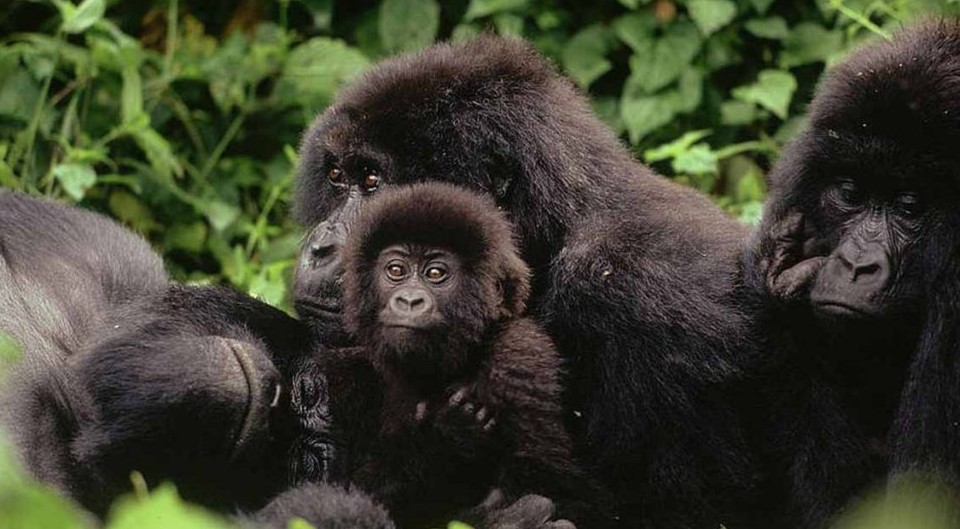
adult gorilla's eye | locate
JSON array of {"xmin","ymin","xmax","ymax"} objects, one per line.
[
  {"xmin": 424, "ymin": 265, "xmax": 448, "ymax": 283},
  {"xmin": 386, "ymin": 262, "xmax": 407, "ymax": 280},
  {"xmin": 327, "ymin": 166, "xmax": 345, "ymax": 185},
  {"xmin": 837, "ymin": 179, "xmax": 860, "ymax": 202},
  {"xmin": 897, "ymin": 192, "xmax": 922, "ymax": 215},
  {"xmin": 362, "ymin": 172, "xmax": 381, "ymax": 192}
]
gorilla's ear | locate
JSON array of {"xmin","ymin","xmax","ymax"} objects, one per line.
[{"xmin": 497, "ymin": 251, "xmax": 531, "ymax": 319}]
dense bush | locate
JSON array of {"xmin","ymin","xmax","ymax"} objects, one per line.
[{"xmin": 0, "ymin": 0, "xmax": 956, "ymax": 306}]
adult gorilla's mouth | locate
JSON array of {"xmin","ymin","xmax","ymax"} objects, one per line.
[
  {"xmin": 813, "ymin": 300, "xmax": 879, "ymax": 319},
  {"xmin": 226, "ymin": 339, "xmax": 283, "ymax": 459},
  {"xmin": 294, "ymin": 297, "xmax": 343, "ymax": 321}
]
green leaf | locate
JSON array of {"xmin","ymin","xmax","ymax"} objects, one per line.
[
  {"xmin": 621, "ymin": 95, "xmax": 676, "ymax": 144},
  {"xmin": 687, "ymin": 0, "xmax": 737, "ymax": 36},
  {"xmin": 108, "ymin": 191, "xmax": 156, "ymax": 233},
  {"xmin": 277, "ymin": 38, "xmax": 369, "ymax": 112},
  {"xmin": 561, "ymin": 25, "xmax": 613, "ymax": 89},
  {"xmin": 672, "ymin": 144, "xmax": 717, "ymax": 175},
  {"xmin": 202, "ymin": 201, "xmax": 241, "ymax": 233},
  {"xmin": 120, "ymin": 66, "xmax": 143, "ymax": 125},
  {"xmin": 612, "ymin": 12, "xmax": 656, "ymax": 53},
  {"xmin": 132, "ymin": 128, "xmax": 183, "ymax": 180},
  {"xmin": 288, "ymin": 517, "xmax": 317, "ymax": 529},
  {"xmin": 732, "ymin": 69, "xmax": 796, "ymax": 120},
  {"xmin": 493, "ymin": 13, "xmax": 525, "ymax": 36},
  {"xmin": 448, "ymin": 522, "xmax": 476, "ymax": 529},
  {"xmin": 624, "ymin": 22, "xmax": 702, "ymax": 94},
  {"xmin": 61, "ymin": 0, "xmax": 106, "ymax": 34},
  {"xmin": 164, "ymin": 223, "xmax": 208, "ymax": 254},
  {"xmin": 53, "ymin": 163, "xmax": 97, "ymax": 201},
  {"xmin": 379, "ymin": 0, "xmax": 440, "ymax": 53},
  {"xmin": 720, "ymin": 100, "xmax": 758, "ymax": 125},
  {"xmin": 0, "ymin": 332, "xmax": 22, "ymax": 375},
  {"xmin": 464, "ymin": 0, "xmax": 529, "ymax": 20},
  {"xmin": 744, "ymin": 17, "xmax": 789, "ymax": 40},
  {"xmin": 781, "ymin": 23, "xmax": 844, "ymax": 68},
  {"xmin": 644, "ymin": 130, "xmax": 711, "ymax": 163},
  {"xmin": 749, "ymin": 0, "xmax": 776, "ymax": 14},
  {"xmin": 106, "ymin": 483, "xmax": 234, "ymax": 529}
]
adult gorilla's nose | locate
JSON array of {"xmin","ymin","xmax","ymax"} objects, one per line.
[
  {"xmin": 222, "ymin": 338, "xmax": 283, "ymax": 459},
  {"xmin": 301, "ymin": 221, "xmax": 344, "ymax": 278}
]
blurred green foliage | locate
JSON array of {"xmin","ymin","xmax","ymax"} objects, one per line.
[{"xmin": 0, "ymin": 0, "xmax": 958, "ymax": 308}]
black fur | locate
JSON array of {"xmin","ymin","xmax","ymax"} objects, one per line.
[
  {"xmin": 317, "ymin": 183, "xmax": 606, "ymax": 527},
  {"xmin": 292, "ymin": 35, "xmax": 757, "ymax": 527},
  {"xmin": 743, "ymin": 20, "xmax": 960, "ymax": 528},
  {"xmin": 0, "ymin": 190, "xmax": 388, "ymax": 528}
]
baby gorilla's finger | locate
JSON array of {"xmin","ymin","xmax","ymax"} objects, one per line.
[
  {"xmin": 476, "ymin": 406, "xmax": 488, "ymax": 423},
  {"xmin": 482, "ymin": 417, "xmax": 497, "ymax": 432},
  {"xmin": 448, "ymin": 386, "xmax": 469, "ymax": 407}
]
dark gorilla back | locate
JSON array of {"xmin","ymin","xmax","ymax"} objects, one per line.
[
  {"xmin": 293, "ymin": 36, "xmax": 758, "ymax": 527},
  {"xmin": 743, "ymin": 20, "xmax": 960, "ymax": 528}
]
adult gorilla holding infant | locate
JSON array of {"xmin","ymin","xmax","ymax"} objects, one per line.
[{"xmin": 293, "ymin": 34, "xmax": 758, "ymax": 527}]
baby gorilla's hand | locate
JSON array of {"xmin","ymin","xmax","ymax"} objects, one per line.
[{"xmin": 416, "ymin": 382, "xmax": 499, "ymax": 457}]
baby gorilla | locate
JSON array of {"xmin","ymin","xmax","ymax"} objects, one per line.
[{"xmin": 334, "ymin": 183, "xmax": 604, "ymax": 528}]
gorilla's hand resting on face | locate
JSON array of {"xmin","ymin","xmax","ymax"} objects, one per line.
[
  {"xmin": 744, "ymin": 20, "xmax": 960, "ymax": 529},
  {"xmin": 292, "ymin": 35, "xmax": 757, "ymax": 529}
]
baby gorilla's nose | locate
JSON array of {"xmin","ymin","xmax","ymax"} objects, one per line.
[{"xmin": 390, "ymin": 288, "xmax": 433, "ymax": 316}]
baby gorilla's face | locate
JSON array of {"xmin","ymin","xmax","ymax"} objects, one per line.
[{"xmin": 375, "ymin": 244, "xmax": 461, "ymax": 352}]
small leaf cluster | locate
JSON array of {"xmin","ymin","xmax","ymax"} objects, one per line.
[{"xmin": 0, "ymin": 0, "xmax": 957, "ymax": 306}]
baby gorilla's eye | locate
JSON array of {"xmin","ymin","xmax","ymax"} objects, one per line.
[
  {"xmin": 327, "ymin": 166, "xmax": 345, "ymax": 185},
  {"xmin": 386, "ymin": 263, "xmax": 407, "ymax": 280},
  {"xmin": 836, "ymin": 178, "xmax": 861, "ymax": 203},
  {"xmin": 425, "ymin": 266, "xmax": 447, "ymax": 283},
  {"xmin": 362, "ymin": 172, "xmax": 381, "ymax": 192}
]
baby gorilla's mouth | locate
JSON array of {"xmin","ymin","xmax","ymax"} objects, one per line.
[{"xmin": 225, "ymin": 339, "xmax": 282, "ymax": 459}]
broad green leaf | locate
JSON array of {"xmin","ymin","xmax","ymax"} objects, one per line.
[
  {"xmin": 687, "ymin": 0, "xmax": 737, "ymax": 36},
  {"xmin": 164, "ymin": 223, "xmax": 208, "ymax": 254},
  {"xmin": 61, "ymin": 0, "xmax": 106, "ymax": 34},
  {"xmin": 621, "ymin": 95, "xmax": 676, "ymax": 144},
  {"xmin": 732, "ymin": 69, "xmax": 796, "ymax": 120},
  {"xmin": 107, "ymin": 483, "xmax": 234, "ymax": 529},
  {"xmin": 464, "ymin": 0, "xmax": 529, "ymax": 20},
  {"xmin": 288, "ymin": 518, "xmax": 317, "ymax": 529},
  {"xmin": 673, "ymin": 144, "xmax": 717, "ymax": 175},
  {"xmin": 672, "ymin": 69, "xmax": 703, "ymax": 113},
  {"xmin": 249, "ymin": 268, "xmax": 286, "ymax": 308},
  {"xmin": 53, "ymin": 163, "xmax": 97, "ymax": 201},
  {"xmin": 108, "ymin": 191, "xmax": 156, "ymax": 233},
  {"xmin": 277, "ymin": 38, "xmax": 370, "ymax": 112},
  {"xmin": 494, "ymin": 13, "xmax": 525, "ymax": 36},
  {"xmin": 645, "ymin": 130, "xmax": 711, "ymax": 163},
  {"xmin": 750, "ymin": 0, "xmax": 776, "ymax": 14},
  {"xmin": 744, "ymin": 17, "xmax": 789, "ymax": 40},
  {"xmin": 781, "ymin": 23, "xmax": 844, "ymax": 68},
  {"xmin": 203, "ymin": 201, "xmax": 241, "ymax": 233},
  {"xmin": 720, "ymin": 100, "xmax": 758, "ymax": 125},
  {"xmin": 624, "ymin": 22, "xmax": 701, "ymax": 94},
  {"xmin": 378, "ymin": 0, "xmax": 440, "ymax": 53},
  {"xmin": 448, "ymin": 522, "xmax": 476, "ymax": 529},
  {"xmin": 561, "ymin": 25, "xmax": 613, "ymax": 89},
  {"xmin": 612, "ymin": 12, "xmax": 656, "ymax": 53},
  {"xmin": 0, "ymin": 69, "xmax": 40, "ymax": 123}
]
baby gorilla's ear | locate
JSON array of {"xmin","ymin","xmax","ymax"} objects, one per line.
[{"xmin": 497, "ymin": 251, "xmax": 531, "ymax": 319}]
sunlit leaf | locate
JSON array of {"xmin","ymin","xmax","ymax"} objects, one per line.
[
  {"xmin": 732, "ymin": 69, "xmax": 796, "ymax": 120},
  {"xmin": 687, "ymin": 0, "xmax": 737, "ymax": 36},
  {"xmin": 53, "ymin": 163, "xmax": 97, "ymax": 201}
]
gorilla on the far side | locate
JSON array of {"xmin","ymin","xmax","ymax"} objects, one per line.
[{"xmin": 744, "ymin": 20, "xmax": 960, "ymax": 528}]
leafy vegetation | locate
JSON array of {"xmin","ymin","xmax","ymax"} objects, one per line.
[{"xmin": 1, "ymin": 0, "xmax": 956, "ymax": 307}]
